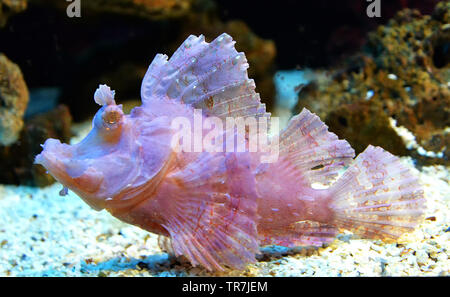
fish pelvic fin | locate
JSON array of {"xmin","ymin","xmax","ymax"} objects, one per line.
[{"xmin": 329, "ymin": 145, "xmax": 426, "ymax": 241}]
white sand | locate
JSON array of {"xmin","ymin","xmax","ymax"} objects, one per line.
[{"xmin": 0, "ymin": 122, "xmax": 448, "ymax": 276}]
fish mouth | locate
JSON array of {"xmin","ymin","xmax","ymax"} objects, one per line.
[
  {"xmin": 34, "ymin": 138, "xmax": 73, "ymax": 179},
  {"xmin": 35, "ymin": 138, "xmax": 106, "ymax": 210}
]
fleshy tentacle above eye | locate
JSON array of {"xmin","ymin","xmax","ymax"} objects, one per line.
[
  {"xmin": 140, "ymin": 33, "xmax": 270, "ymax": 121},
  {"xmin": 94, "ymin": 84, "xmax": 116, "ymax": 106}
]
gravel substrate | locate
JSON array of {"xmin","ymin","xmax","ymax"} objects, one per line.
[{"xmin": 0, "ymin": 122, "xmax": 448, "ymax": 276}]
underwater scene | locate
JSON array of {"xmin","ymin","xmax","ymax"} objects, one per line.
[{"xmin": 0, "ymin": 0, "xmax": 448, "ymax": 277}]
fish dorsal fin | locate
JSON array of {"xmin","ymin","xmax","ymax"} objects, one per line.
[
  {"xmin": 279, "ymin": 108, "xmax": 355, "ymax": 186},
  {"xmin": 160, "ymin": 152, "xmax": 259, "ymax": 271},
  {"xmin": 141, "ymin": 33, "xmax": 269, "ymax": 120}
]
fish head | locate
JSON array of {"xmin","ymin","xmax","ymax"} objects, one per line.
[{"xmin": 35, "ymin": 85, "xmax": 141, "ymax": 211}]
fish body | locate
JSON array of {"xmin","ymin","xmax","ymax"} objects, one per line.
[{"xmin": 35, "ymin": 34, "xmax": 425, "ymax": 271}]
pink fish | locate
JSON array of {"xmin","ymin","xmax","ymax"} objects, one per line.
[{"xmin": 35, "ymin": 33, "xmax": 425, "ymax": 271}]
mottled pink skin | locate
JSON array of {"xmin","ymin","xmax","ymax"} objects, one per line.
[
  {"xmin": 35, "ymin": 34, "xmax": 425, "ymax": 271},
  {"xmin": 256, "ymin": 168, "xmax": 332, "ymax": 225}
]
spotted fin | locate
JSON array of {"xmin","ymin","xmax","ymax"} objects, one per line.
[
  {"xmin": 330, "ymin": 145, "xmax": 426, "ymax": 241},
  {"xmin": 279, "ymin": 108, "xmax": 355, "ymax": 186},
  {"xmin": 140, "ymin": 33, "xmax": 269, "ymax": 120},
  {"xmin": 161, "ymin": 152, "xmax": 259, "ymax": 271}
]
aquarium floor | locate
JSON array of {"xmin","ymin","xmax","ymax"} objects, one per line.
[{"xmin": 0, "ymin": 122, "xmax": 448, "ymax": 276}]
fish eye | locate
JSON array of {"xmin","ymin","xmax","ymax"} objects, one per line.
[{"xmin": 102, "ymin": 105, "xmax": 124, "ymax": 129}]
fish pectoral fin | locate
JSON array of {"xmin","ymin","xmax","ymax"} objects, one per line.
[
  {"xmin": 161, "ymin": 152, "xmax": 259, "ymax": 271},
  {"xmin": 162, "ymin": 193, "xmax": 259, "ymax": 272}
]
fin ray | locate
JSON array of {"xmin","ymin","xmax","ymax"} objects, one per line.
[
  {"xmin": 161, "ymin": 151, "xmax": 259, "ymax": 271},
  {"xmin": 141, "ymin": 33, "xmax": 269, "ymax": 121},
  {"xmin": 279, "ymin": 108, "xmax": 355, "ymax": 185},
  {"xmin": 259, "ymin": 221, "xmax": 337, "ymax": 247},
  {"xmin": 330, "ymin": 145, "xmax": 426, "ymax": 241}
]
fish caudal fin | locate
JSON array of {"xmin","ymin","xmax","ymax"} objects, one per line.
[{"xmin": 329, "ymin": 145, "xmax": 426, "ymax": 241}]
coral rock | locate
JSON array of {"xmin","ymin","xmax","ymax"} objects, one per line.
[
  {"xmin": 0, "ymin": 0, "xmax": 27, "ymax": 27},
  {"xmin": 0, "ymin": 53, "xmax": 29, "ymax": 146},
  {"xmin": 297, "ymin": 2, "xmax": 450, "ymax": 164},
  {"xmin": 0, "ymin": 105, "xmax": 72, "ymax": 186},
  {"xmin": 40, "ymin": 0, "xmax": 194, "ymax": 20},
  {"xmin": 325, "ymin": 100, "xmax": 408, "ymax": 156}
]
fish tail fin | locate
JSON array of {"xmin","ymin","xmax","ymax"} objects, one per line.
[{"xmin": 329, "ymin": 145, "xmax": 426, "ymax": 241}]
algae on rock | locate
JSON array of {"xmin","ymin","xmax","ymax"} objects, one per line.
[
  {"xmin": 297, "ymin": 1, "xmax": 450, "ymax": 164},
  {"xmin": 0, "ymin": 0, "xmax": 27, "ymax": 27},
  {"xmin": 34, "ymin": 0, "xmax": 195, "ymax": 20},
  {"xmin": 0, "ymin": 53, "xmax": 29, "ymax": 146},
  {"xmin": 0, "ymin": 105, "xmax": 72, "ymax": 186}
]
